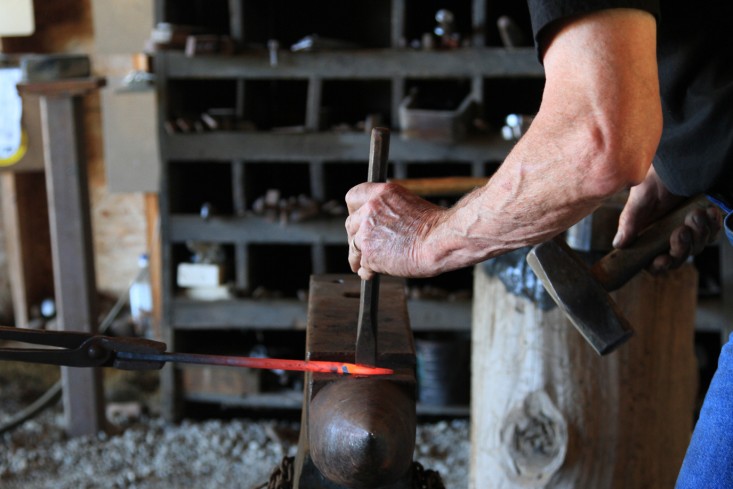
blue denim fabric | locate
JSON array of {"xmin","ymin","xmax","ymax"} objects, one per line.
[
  {"xmin": 707, "ymin": 194, "xmax": 733, "ymax": 247},
  {"xmin": 676, "ymin": 333, "xmax": 733, "ymax": 488}
]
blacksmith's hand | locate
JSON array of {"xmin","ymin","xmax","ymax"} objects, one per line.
[
  {"xmin": 345, "ymin": 182, "xmax": 445, "ymax": 280},
  {"xmin": 613, "ymin": 167, "xmax": 722, "ymax": 273}
]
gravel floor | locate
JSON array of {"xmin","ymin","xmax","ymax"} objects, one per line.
[{"xmin": 0, "ymin": 363, "xmax": 470, "ymax": 489}]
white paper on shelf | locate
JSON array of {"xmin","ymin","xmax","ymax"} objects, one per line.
[{"xmin": 0, "ymin": 68, "xmax": 23, "ymax": 160}]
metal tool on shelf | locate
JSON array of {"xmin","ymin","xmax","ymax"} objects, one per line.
[{"xmin": 355, "ymin": 127, "xmax": 390, "ymax": 367}]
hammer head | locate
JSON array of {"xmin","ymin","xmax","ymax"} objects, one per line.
[{"xmin": 526, "ymin": 237, "xmax": 633, "ymax": 355}]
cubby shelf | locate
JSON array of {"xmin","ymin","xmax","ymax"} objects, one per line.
[{"xmin": 156, "ymin": 0, "xmax": 545, "ymax": 418}]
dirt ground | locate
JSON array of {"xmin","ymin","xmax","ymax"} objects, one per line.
[{"xmin": 0, "ymin": 361, "xmax": 470, "ymax": 488}]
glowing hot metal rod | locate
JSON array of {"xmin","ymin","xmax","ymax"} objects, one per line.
[{"xmin": 0, "ymin": 325, "xmax": 394, "ymax": 376}]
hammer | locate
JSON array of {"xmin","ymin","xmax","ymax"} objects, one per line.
[{"xmin": 527, "ymin": 195, "xmax": 713, "ymax": 355}]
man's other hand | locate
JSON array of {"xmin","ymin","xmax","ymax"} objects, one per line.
[{"xmin": 613, "ymin": 167, "xmax": 722, "ymax": 273}]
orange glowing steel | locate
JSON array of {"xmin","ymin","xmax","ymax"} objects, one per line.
[
  {"xmin": 225, "ymin": 357, "xmax": 395, "ymax": 376},
  {"xmin": 116, "ymin": 350, "xmax": 394, "ymax": 376}
]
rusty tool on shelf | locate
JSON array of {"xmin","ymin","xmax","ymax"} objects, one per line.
[
  {"xmin": 527, "ymin": 194, "xmax": 715, "ymax": 355},
  {"xmin": 355, "ymin": 127, "xmax": 391, "ymax": 367},
  {"xmin": 0, "ymin": 325, "xmax": 394, "ymax": 376}
]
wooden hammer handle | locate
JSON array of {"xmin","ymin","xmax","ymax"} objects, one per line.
[
  {"xmin": 591, "ymin": 194, "xmax": 712, "ymax": 291},
  {"xmin": 389, "ymin": 176, "xmax": 489, "ymax": 196}
]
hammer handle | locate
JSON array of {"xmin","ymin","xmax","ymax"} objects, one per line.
[
  {"xmin": 591, "ymin": 194, "xmax": 712, "ymax": 292},
  {"xmin": 389, "ymin": 176, "xmax": 489, "ymax": 196},
  {"xmin": 355, "ymin": 127, "xmax": 390, "ymax": 366}
]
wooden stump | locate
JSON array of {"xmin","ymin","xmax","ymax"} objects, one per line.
[{"xmin": 470, "ymin": 259, "xmax": 698, "ymax": 488}]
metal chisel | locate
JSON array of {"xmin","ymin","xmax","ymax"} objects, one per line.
[{"xmin": 355, "ymin": 127, "xmax": 390, "ymax": 367}]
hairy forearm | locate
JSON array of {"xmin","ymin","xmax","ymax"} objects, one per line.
[
  {"xmin": 345, "ymin": 8, "xmax": 661, "ymax": 280},
  {"xmin": 423, "ymin": 123, "xmax": 615, "ymax": 272},
  {"xmin": 419, "ymin": 9, "xmax": 662, "ymax": 274}
]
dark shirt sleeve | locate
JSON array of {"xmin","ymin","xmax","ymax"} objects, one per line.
[{"xmin": 527, "ymin": 0, "xmax": 660, "ymax": 55}]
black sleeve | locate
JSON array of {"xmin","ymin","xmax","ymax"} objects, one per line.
[{"xmin": 527, "ymin": 0, "xmax": 660, "ymax": 56}]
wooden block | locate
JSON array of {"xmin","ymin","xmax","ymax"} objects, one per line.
[
  {"xmin": 177, "ymin": 262, "xmax": 224, "ymax": 287},
  {"xmin": 181, "ymin": 364, "xmax": 260, "ymax": 397},
  {"xmin": 20, "ymin": 54, "xmax": 90, "ymax": 82},
  {"xmin": 470, "ymin": 261, "xmax": 698, "ymax": 488},
  {"xmin": 184, "ymin": 35, "xmax": 235, "ymax": 57}
]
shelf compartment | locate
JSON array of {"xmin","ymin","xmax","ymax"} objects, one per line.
[
  {"xmin": 166, "ymin": 79, "xmax": 239, "ymax": 122},
  {"xmin": 248, "ymin": 244, "xmax": 312, "ymax": 298},
  {"xmin": 242, "ymin": 79, "xmax": 309, "ymax": 130},
  {"xmin": 161, "ymin": 2, "xmax": 232, "ymax": 37},
  {"xmin": 323, "ymin": 162, "xmax": 379, "ymax": 203},
  {"xmin": 321, "ymin": 80, "xmax": 392, "ymax": 130},
  {"xmin": 239, "ymin": 0, "xmax": 392, "ymax": 48},
  {"xmin": 324, "ymin": 244, "xmax": 351, "ymax": 275},
  {"xmin": 243, "ymin": 162, "xmax": 312, "ymax": 209},
  {"xmin": 172, "ymin": 297, "xmax": 309, "ymax": 330},
  {"xmin": 404, "ymin": 0, "xmax": 473, "ymax": 48},
  {"xmin": 482, "ymin": 76, "xmax": 544, "ymax": 128},
  {"xmin": 168, "ymin": 161, "xmax": 234, "ymax": 214},
  {"xmin": 484, "ymin": 0, "xmax": 534, "ymax": 47}
]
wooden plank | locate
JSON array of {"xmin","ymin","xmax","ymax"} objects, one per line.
[
  {"xmin": 166, "ymin": 132, "xmax": 514, "ymax": 162},
  {"xmin": 181, "ymin": 363, "xmax": 259, "ymax": 397},
  {"xmin": 17, "ymin": 77, "xmax": 105, "ymax": 96},
  {"xmin": 169, "ymin": 297, "xmax": 471, "ymax": 331},
  {"xmin": 1, "ymin": 171, "xmax": 54, "ymax": 328},
  {"xmin": 40, "ymin": 94, "xmax": 105, "ymax": 436},
  {"xmin": 144, "ymin": 193, "xmax": 162, "ymax": 339},
  {"xmin": 169, "ymin": 214, "xmax": 347, "ymax": 244},
  {"xmin": 172, "ymin": 298, "xmax": 308, "ymax": 329},
  {"xmin": 162, "ymin": 48, "xmax": 544, "ymax": 79}
]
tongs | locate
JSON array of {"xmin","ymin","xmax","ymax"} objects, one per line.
[
  {"xmin": 0, "ymin": 325, "xmax": 167, "ymax": 370},
  {"xmin": 0, "ymin": 325, "xmax": 393, "ymax": 375}
]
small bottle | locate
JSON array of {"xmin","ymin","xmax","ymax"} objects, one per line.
[{"xmin": 129, "ymin": 253, "xmax": 153, "ymax": 337}]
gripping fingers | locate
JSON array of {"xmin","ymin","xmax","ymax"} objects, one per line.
[{"xmin": 652, "ymin": 205, "xmax": 722, "ymax": 274}]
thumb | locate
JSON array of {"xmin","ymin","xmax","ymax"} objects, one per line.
[{"xmin": 613, "ymin": 192, "xmax": 652, "ymax": 249}]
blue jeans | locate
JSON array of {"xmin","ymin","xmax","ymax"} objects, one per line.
[
  {"xmin": 676, "ymin": 332, "xmax": 733, "ymax": 488},
  {"xmin": 707, "ymin": 194, "xmax": 733, "ymax": 247}
]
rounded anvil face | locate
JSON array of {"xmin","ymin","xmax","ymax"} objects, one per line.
[{"xmin": 309, "ymin": 378, "xmax": 416, "ymax": 488}]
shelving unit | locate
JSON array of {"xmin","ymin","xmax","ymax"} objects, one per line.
[{"xmin": 154, "ymin": 0, "xmax": 545, "ymax": 418}]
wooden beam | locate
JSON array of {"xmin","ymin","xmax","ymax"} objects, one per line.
[
  {"xmin": 35, "ymin": 81, "xmax": 106, "ymax": 437},
  {"xmin": 144, "ymin": 192, "xmax": 162, "ymax": 339}
]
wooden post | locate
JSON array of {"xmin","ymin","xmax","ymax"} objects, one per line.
[
  {"xmin": 17, "ymin": 78, "xmax": 107, "ymax": 437},
  {"xmin": 470, "ymin": 257, "xmax": 697, "ymax": 488}
]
